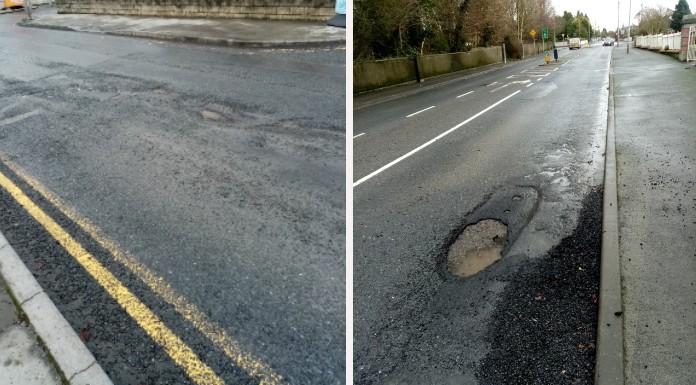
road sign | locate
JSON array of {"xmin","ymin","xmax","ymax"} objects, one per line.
[
  {"xmin": 544, "ymin": 51, "xmax": 550, "ymax": 57},
  {"xmin": 542, "ymin": 28, "xmax": 548, "ymax": 39},
  {"xmin": 530, "ymin": 29, "xmax": 536, "ymax": 38}
]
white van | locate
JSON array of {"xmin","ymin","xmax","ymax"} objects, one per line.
[{"xmin": 569, "ymin": 38, "xmax": 581, "ymax": 50}]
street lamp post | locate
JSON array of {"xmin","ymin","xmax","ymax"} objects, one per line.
[
  {"xmin": 627, "ymin": 0, "xmax": 631, "ymax": 53},
  {"xmin": 617, "ymin": 1, "xmax": 620, "ymax": 47}
]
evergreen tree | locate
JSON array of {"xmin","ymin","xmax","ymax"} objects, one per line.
[{"xmin": 670, "ymin": 0, "xmax": 692, "ymax": 32}]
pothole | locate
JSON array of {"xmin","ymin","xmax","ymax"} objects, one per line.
[{"xmin": 447, "ymin": 219, "xmax": 508, "ymax": 277}]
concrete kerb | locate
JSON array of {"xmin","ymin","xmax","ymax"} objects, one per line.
[
  {"xmin": 594, "ymin": 68, "xmax": 625, "ymax": 385},
  {"xmin": 17, "ymin": 19, "xmax": 346, "ymax": 49},
  {"xmin": 0, "ymin": 231, "xmax": 113, "ymax": 385}
]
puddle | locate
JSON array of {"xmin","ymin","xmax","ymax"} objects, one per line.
[{"xmin": 447, "ymin": 219, "xmax": 508, "ymax": 277}]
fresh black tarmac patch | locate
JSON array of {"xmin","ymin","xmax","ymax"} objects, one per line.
[{"xmin": 478, "ymin": 187, "xmax": 602, "ymax": 384}]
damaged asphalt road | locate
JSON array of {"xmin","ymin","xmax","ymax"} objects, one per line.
[
  {"xmin": 0, "ymin": 15, "xmax": 345, "ymax": 385},
  {"xmin": 479, "ymin": 188, "xmax": 601, "ymax": 385},
  {"xmin": 354, "ymin": 46, "xmax": 610, "ymax": 384}
]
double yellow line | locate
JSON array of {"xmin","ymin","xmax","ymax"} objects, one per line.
[{"xmin": 0, "ymin": 157, "xmax": 284, "ymax": 385}]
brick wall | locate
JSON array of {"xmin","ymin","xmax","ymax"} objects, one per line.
[{"xmin": 55, "ymin": 0, "xmax": 335, "ymax": 21}]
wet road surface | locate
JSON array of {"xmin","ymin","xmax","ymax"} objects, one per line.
[
  {"xmin": 0, "ymin": 11, "xmax": 345, "ymax": 385},
  {"xmin": 353, "ymin": 46, "xmax": 610, "ymax": 384}
]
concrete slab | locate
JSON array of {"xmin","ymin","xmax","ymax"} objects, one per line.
[
  {"xmin": 1, "ymin": 276, "xmax": 62, "ymax": 385},
  {"xmin": 0, "ymin": 326, "xmax": 62, "ymax": 385},
  {"xmin": 15, "ymin": 5, "xmax": 346, "ymax": 48}
]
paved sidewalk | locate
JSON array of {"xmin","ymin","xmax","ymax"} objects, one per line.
[
  {"xmin": 612, "ymin": 48, "xmax": 696, "ymax": 383},
  {"xmin": 0, "ymin": 231, "xmax": 113, "ymax": 385},
  {"xmin": 0, "ymin": 275, "xmax": 62, "ymax": 385},
  {"xmin": 11, "ymin": 4, "xmax": 345, "ymax": 48}
]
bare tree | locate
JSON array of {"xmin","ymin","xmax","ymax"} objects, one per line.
[{"xmin": 638, "ymin": 5, "xmax": 672, "ymax": 35}]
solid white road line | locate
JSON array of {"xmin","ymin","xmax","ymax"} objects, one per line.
[
  {"xmin": 406, "ymin": 106, "xmax": 435, "ymax": 118},
  {"xmin": 353, "ymin": 90, "xmax": 521, "ymax": 187},
  {"xmin": 353, "ymin": 133, "xmax": 365, "ymax": 139},
  {"xmin": 456, "ymin": 91, "xmax": 474, "ymax": 98}
]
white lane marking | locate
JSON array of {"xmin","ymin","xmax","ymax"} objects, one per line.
[
  {"xmin": 353, "ymin": 133, "xmax": 365, "ymax": 139},
  {"xmin": 491, "ymin": 80, "xmax": 530, "ymax": 92},
  {"xmin": 526, "ymin": 83, "xmax": 534, "ymax": 88},
  {"xmin": 456, "ymin": 91, "xmax": 474, "ymax": 98},
  {"xmin": 407, "ymin": 106, "xmax": 435, "ymax": 118},
  {"xmin": 486, "ymin": 82, "xmax": 499, "ymax": 87},
  {"xmin": 0, "ymin": 110, "xmax": 41, "ymax": 127},
  {"xmin": 354, "ymin": 90, "xmax": 521, "ymax": 187}
]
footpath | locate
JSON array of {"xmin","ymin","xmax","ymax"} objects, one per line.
[
  {"xmin": 0, "ymin": 5, "xmax": 343, "ymax": 385},
  {"xmin": 609, "ymin": 47, "xmax": 696, "ymax": 383},
  {"xmin": 7, "ymin": 4, "xmax": 345, "ymax": 48}
]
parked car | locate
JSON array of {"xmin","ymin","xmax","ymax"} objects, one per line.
[{"xmin": 569, "ymin": 38, "xmax": 581, "ymax": 49}]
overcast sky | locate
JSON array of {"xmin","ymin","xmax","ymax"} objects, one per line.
[{"xmin": 551, "ymin": 0, "xmax": 690, "ymax": 31}]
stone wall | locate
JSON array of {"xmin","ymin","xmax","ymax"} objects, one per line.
[
  {"xmin": 418, "ymin": 47, "xmax": 503, "ymax": 79},
  {"xmin": 55, "ymin": 0, "xmax": 335, "ymax": 21},
  {"xmin": 353, "ymin": 47, "xmax": 504, "ymax": 94},
  {"xmin": 353, "ymin": 57, "xmax": 418, "ymax": 94}
]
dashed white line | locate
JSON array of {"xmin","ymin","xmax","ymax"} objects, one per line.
[
  {"xmin": 353, "ymin": 133, "xmax": 365, "ymax": 139},
  {"xmin": 0, "ymin": 110, "xmax": 41, "ymax": 127},
  {"xmin": 354, "ymin": 90, "xmax": 521, "ymax": 187},
  {"xmin": 526, "ymin": 83, "xmax": 534, "ymax": 88},
  {"xmin": 456, "ymin": 91, "xmax": 474, "ymax": 98},
  {"xmin": 406, "ymin": 106, "xmax": 435, "ymax": 118}
]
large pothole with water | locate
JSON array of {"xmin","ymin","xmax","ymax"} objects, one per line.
[{"xmin": 447, "ymin": 219, "xmax": 509, "ymax": 277}]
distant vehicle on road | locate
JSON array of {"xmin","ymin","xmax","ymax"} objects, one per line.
[
  {"xmin": 603, "ymin": 40, "xmax": 614, "ymax": 46},
  {"xmin": 569, "ymin": 38, "xmax": 581, "ymax": 49}
]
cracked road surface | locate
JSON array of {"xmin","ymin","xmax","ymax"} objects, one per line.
[{"xmin": 0, "ymin": 11, "xmax": 345, "ymax": 385}]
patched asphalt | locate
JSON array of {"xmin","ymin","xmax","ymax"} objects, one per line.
[{"xmin": 478, "ymin": 188, "xmax": 601, "ymax": 384}]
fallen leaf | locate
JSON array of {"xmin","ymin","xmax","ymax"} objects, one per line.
[{"xmin": 79, "ymin": 328, "xmax": 91, "ymax": 342}]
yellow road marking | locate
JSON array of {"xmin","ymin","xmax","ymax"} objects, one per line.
[
  {"xmin": 0, "ymin": 168, "xmax": 223, "ymax": 385},
  {"xmin": 0, "ymin": 157, "xmax": 285, "ymax": 385}
]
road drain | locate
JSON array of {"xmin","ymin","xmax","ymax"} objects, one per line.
[{"xmin": 447, "ymin": 219, "xmax": 508, "ymax": 277}]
